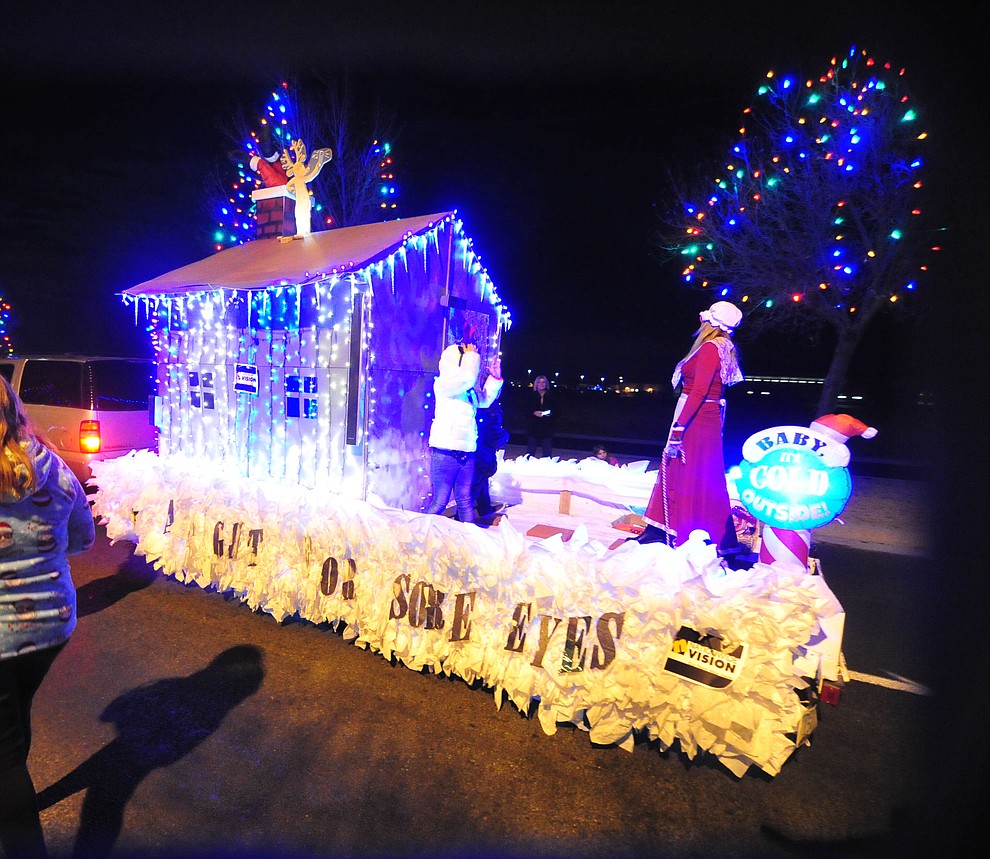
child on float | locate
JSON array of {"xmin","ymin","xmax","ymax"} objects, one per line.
[
  {"xmin": 591, "ymin": 443, "xmax": 620, "ymax": 466},
  {"xmin": 423, "ymin": 340, "xmax": 503, "ymax": 525}
]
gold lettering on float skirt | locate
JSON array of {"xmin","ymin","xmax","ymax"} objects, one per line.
[
  {"xmin": 171, "ymin": 498, "xmax": 630, "ymax": 670},
  {"xmin": 408, "ymin": 581, "xmax": 446, "ymax": 629},
  {"xmin": 230, "ymin": 522, "xmax": 243, "ymax": 558},
  {"xmin": 211, "ymin": 520, "xmax": 263, "ymax": 565},
  {"xmin": 247, "ymin": 529, "xmax": 263, "ymax": 565},
  {"xmin": 561, "ymin": 612, "xmax": 625, "ymax": 672},
  {"xmin": 213, "ymin": 521, "xmax": 224, "ymax": 557},
  {"xmin": 591, "ymin": 612, "xmax": 623, "ymax": 669},
  {"xmin": 450, "ymin": 592, "xmax": 476, "ymax": 641},
  {"xmin": 387, "ymin": 575, "xmax": 448, "ymax": 630},
  {"xmin": 504, "ymin": 602, "xmax": 532, "ymax": 652},
  {"xmin": 320, "ymin": 557, "xmax": 357, "ymax": 599},
  {"xmin": 530, "ymin": 615, "xmax": 563, "ymax": 667},
  {"xmin": 561, "ymin": 616, "xmax": 592, "ymax": 672},
  {"xmin": 389, "ymin": 574, "xmax": 410, "ymax": 619}
]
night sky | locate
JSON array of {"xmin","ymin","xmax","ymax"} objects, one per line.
[{"xmin": 0, "ymin": 3, "xmax": 979, "ymax": 390}]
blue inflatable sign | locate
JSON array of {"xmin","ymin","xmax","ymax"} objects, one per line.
[{"xmin": 732, "ymin": 445, "xmax": 852, "ymax": 530}]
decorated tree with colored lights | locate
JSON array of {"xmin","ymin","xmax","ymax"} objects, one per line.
[
  {"xmin": 661, "ymin": 48, "xmax": 934, "ymax": 416},
  {"xmin": 212, "ymin": 84, "xmax": 297, "ymax": 251},
  {"xmin": 211, "ymin": 77, "xmax": 399, "ymax": 251},
  {"xmin": 0, "ymin": 296, "xmax": 13, "ymax": 357}
]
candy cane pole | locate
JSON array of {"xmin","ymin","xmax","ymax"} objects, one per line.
[{"xmin": 759, "ymin": 526, "xmax": 811, "ymax": 572}]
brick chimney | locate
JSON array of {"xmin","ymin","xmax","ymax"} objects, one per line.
[{"xmin": 251, "ymin": 186, "xmax": 297, "ymax": 239}]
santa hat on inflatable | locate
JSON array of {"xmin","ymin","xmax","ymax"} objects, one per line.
[{"xmin": 810, "ymin": 413, "xmax": 878, "ymax": 443}]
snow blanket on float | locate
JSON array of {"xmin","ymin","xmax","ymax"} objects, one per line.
[{"xmin": 91, "ymin": 451, "xmax": 840, "ymax": 778}]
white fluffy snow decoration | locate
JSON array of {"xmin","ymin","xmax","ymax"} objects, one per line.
[{"xmin": 90, "ymin": 450, "xmax": 841, "ymax": 778}]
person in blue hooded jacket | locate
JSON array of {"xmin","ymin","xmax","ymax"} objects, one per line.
[{"xmin": 0, "ymin": 375, "xmax": 95, "ymax": 859}]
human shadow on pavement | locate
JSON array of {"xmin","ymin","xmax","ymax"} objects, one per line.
[
  {"xmin": 75, "ymin": 555, "xmax": 157, "ymax": 618},
  {"xmin": 37, "ymin": 644, "xmax": 264, "ymax": 858}
]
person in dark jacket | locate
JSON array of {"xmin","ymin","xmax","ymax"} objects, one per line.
[
  {"xmin": 526, "ymin": 375, "xmax": 555, "ymax": 458},
  {"xmin": 472, "ymin": 399, "xmax": 510, "ymax": 519}
]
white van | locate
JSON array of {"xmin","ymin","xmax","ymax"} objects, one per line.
[{"xmin": 0, "ymin": 355, "xmax": 158, "ymax": 489}]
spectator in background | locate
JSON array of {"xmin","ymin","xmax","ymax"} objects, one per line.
[
  {"xmin": 526, "ymin": 375, "xmax": 555, "ymax": 458},
  {"xmin": 591, "ymin": 443, "xmax": 620, "ymax": 466},
  {"xmin": 0, "ymin": 376, "xmax": 96, "ymax": 859},
  {"xmin": 472, "ymin": 398, "xmax": 510, "ymax": 521}
]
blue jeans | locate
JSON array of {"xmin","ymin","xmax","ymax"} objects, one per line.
[{"xmin": 424, "ymin": 448, "xmax": 476, "ymax": 524}]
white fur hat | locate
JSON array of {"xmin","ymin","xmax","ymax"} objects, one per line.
[{"xmin": 701, "ymin": 301, "xmax": 743, "ymax": 332}]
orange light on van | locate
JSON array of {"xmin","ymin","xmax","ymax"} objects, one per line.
[{"xmin": 79, "ymin": 420, "xmax": 101, "ymax": 454}]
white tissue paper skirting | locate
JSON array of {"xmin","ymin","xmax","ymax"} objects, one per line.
[{"xmin": 91, "ymin": 451, "xmax": 841, "ymax": 778}]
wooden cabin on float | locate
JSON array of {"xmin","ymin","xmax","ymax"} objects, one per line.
[{"xmin": 123, "ymin": 206, "xmax": 510, "ymax": 510}]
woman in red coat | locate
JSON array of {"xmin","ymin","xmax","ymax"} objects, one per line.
[{"xmin": 638, "ymin": 301, "xmax": 743, "ymax": 550}]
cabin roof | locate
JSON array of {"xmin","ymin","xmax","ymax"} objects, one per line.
[{"xmin": 125, "ymin": 211, "xmax": 456, "ymax": 296}]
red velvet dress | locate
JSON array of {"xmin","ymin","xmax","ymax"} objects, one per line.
[{"xmin": 644, "ymin": 341, "xmax": 737, "ymax": 549}]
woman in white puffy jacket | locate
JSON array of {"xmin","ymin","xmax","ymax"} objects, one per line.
[{"xmin": 423, "ymin": 343, "xmax": 503, "ymax": 524}]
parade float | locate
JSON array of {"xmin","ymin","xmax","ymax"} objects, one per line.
[{"xmin": 91, "ymin": 145, "xmax": 861, "ymax": 778}]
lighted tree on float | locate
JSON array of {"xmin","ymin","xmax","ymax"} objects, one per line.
[
  {"xmin": 211, "ymin": 83, "xmax": 299, "ymax": 251},
  {"xmin": 660, "ymin": 47, "xmax": 936, "ymax": 417},
  {"xmin": 211, "ymin": 77, "xmax": 399, "ymax": 251}
]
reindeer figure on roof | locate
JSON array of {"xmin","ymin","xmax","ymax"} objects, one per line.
[{"xmin": 280, "ymin": 139, "xmax": 333, "ymax": 236}]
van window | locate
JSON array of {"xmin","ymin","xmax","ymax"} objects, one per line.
[
  {"xmin": 90, "ymin": 361, "xmax": 156, "ymax": 411},
  {"xmin": 0, "ymin": 363, "xmax": 12, "ymax": 382},
  {"xmin": 20, "ymin": 361, "xmax": 84, "ymax": 408}
]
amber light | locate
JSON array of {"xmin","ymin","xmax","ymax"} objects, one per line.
[{"xmin": 79, "ymin": 421, "xmax": 101, "ymax": 454}]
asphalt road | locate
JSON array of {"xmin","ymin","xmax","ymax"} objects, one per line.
[{"xmin": 24, "ymin": 526, "xmax": 967, "ymax": 859}]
